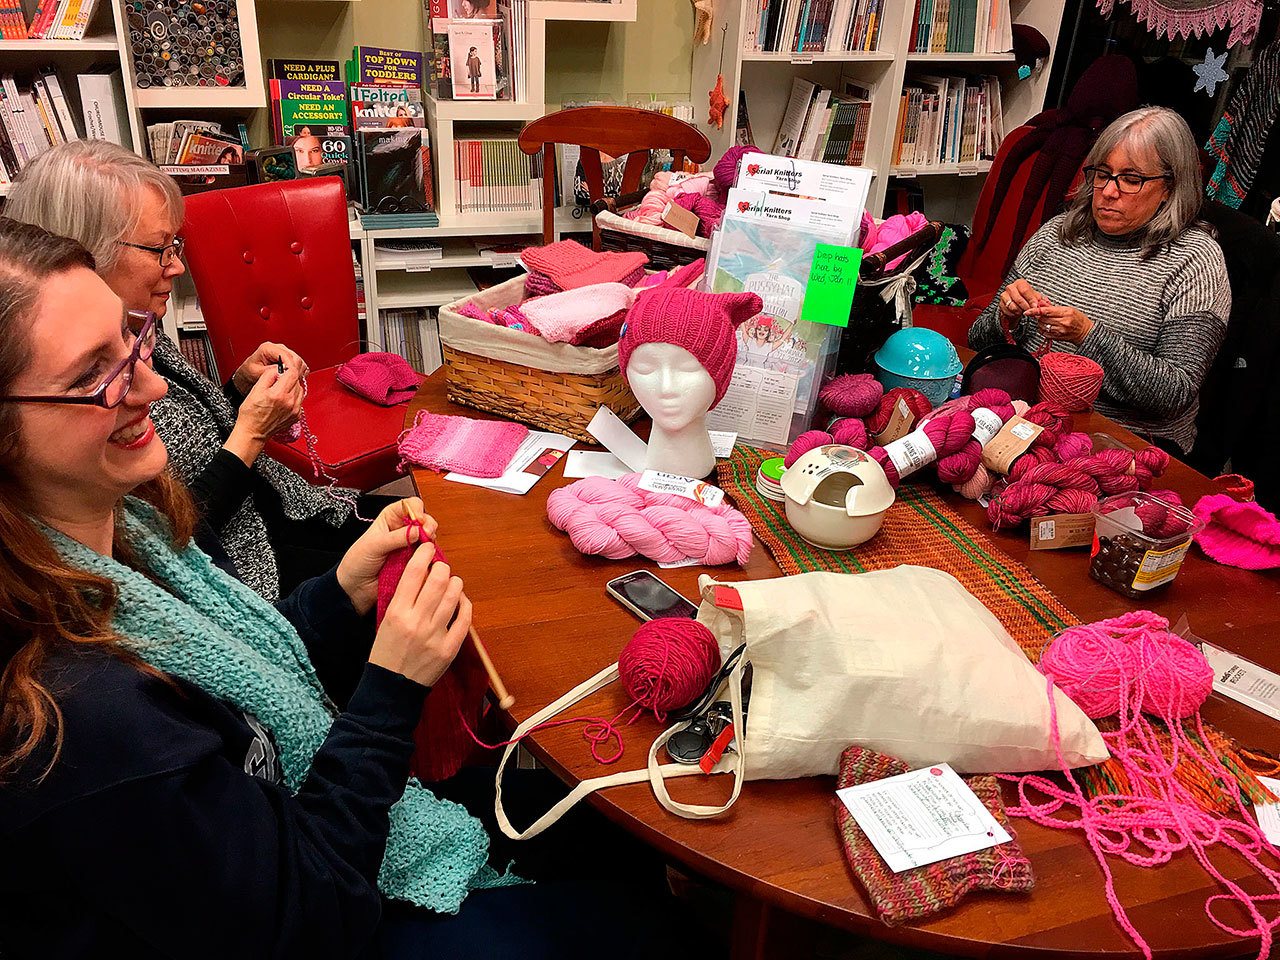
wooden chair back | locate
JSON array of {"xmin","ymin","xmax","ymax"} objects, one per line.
[{"xmin": 518, "ymin": 105, "xmax": 712, "ymax": 246}]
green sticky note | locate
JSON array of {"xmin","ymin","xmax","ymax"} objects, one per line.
[{"xmin": 801, "ymin": 244, "xmax": 862, "ymax": 327}]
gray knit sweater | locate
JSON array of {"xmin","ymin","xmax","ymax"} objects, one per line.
[{"xmin": 969, "ymin": 214, "xmax": 1231, "ymax": 453}]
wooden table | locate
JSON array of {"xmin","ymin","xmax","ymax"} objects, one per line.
[{"xmin": 406, "ymin": 375, "xmax": 1280, "ymax": 960}]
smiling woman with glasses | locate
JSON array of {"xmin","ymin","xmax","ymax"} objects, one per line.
[
  {"xmin": 969, "ymin": 106, "xmax": 1231, "ymax": 456},
  {"xmin": 5, "ymin": 139, "xmax": 379, "ymax": 602}
]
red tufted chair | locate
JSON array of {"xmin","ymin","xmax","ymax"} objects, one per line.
[{"xmin": 182, "ymin": 177, "xmax": 403, "ymax": 491}]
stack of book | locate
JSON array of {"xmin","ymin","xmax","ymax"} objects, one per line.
[
  {"xmin": 344, "ymin": 46, "xmax": 432, "ymax": 215},
  {"xmin": 908, "ymin": 0, "xmax": 1013, "ymax": 54},
  {"xmin": 892, "ymin": 74, "xmax": 1004, "ymax": 168},
  {"xmin": 425, "ymin": 0, "xmax": 524, "ymax": 102},
  {"xmin": 0, "ymin": 69, "xmax": 79, "ymax": 181},
  {"xmin": 772, "ymin": 78, "xmax": 873, "ymax": 167},
  {"xmin": 11, "ymin": 0, "xmax": 103, "ymax": 40},
  {"xmin": 268, "ymin": 58, "xmax": 351, "ymax": 171},
  {"xmin": 374, "ymin": 238, "xmax": 445, "ymax": 270},
  {"xmin": 146, "ymin": 120, "xmax": 244, "ymax": 166},
  {"xmin": 381, "ymin": 307, "xmax": 432, "ymax": 372},
  {"xmin": 453, "ymin": 131, "xmax": 542, "ymax": 214},
  {"xmin": 744, "ymin": 0, "xmax": 885, "ymax": 54}
]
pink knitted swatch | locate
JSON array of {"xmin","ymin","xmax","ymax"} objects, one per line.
[
  {"xmin": 546, "ymin": 473, "xmax": 753, "ymax": 565},
  {"xmin": 398, "ymin": 411, "xmax": 528, "ymax": 478},
  {"xmin": 521, "ymin": 282, "xmax": 635, "ymax": 345},
  {"xmin": 336, "ymin": 352, "xmax": 424, "ymax": 406}
]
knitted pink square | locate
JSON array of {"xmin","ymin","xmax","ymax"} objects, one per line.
[{"xmin": 398, "ymin": 412, "xmax": 528, "ymax": 478}]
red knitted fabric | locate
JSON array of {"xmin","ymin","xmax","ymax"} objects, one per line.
[
  {"xmin": 835, "ymin": 745, "xmax": 1035, "ymax": 924},
  {"xmin": 521, "ymin": 240, "xmax": 649, "ymax": 292},
  {"xmin": 376, "ymin": 524, "xmax": 488, "ymax": 783}
]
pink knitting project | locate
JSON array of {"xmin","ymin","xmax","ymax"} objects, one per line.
[
  {"xmin": 521, "ymin": 240, "xmax": 648, "ymax": 293},
  {"xmin": 398, "ymin": 411, "xmax": 528, "ymax": 478},
  {"xmin": 1192, "ymin": 493, "xmax": 1280, "ymax": 570},
  {"xmin": 546, "ymin": 473, "xmax": 753, "ymax": 566},
  {"xmin": 336, "ymin": 352, "xmax": 424, "ymax": 406},
  {"xmin": 520, "ymin": 282, "xmax": 635, "ymax": 345}
]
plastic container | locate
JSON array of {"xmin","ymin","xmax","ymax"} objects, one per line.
[
  {"xmin": 873, "ymin": 328, "xmax": 963, "ymax": 407},
  {"xmin": 1089, "ymin": 493, "xmax": 1205, "ymax": 598}
]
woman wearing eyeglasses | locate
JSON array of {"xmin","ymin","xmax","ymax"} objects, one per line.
[
  {"xmin": 968, "ymin": 106, "xmax": 1230, "ymax": 455},
  {"xmin": 7, "ymin": 140, "xmax": 364, "ymax": 600}
]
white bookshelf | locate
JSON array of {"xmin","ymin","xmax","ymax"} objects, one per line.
[{"xmin": 691, "ymin": 0, "xmax": 1064, "ymax": 220}]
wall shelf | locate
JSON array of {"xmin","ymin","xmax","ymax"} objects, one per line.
[
  {"xmin": 427, "ymin": 96, "xmax": 545, "ymax": 123},
  {"xmin": 891, "ymin": 161, "xmax": 994, "ymax": 177},
  {"xmin": 905, "ymin": 52, "xmax": 1017, "ymax": 63},
  {"xmin": 739, "ymin": 50, "xmax": 895, "ymax": 63},
  {"xmin": 0, "ymin": 35, "xmax": 119, "ymax": 51}
]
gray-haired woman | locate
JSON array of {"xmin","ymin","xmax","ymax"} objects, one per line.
[
  {"xmin": 969, "ymin": 106, "xmax": 1231, "ymax": 455},
  {"xmin": 7, "ymin": 140, "xmax": 362, "ymax": 599}
]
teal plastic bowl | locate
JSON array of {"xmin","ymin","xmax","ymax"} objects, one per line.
[{"xmin": 874, "ymin": 328, "xmax": 963, "ymax": 407}]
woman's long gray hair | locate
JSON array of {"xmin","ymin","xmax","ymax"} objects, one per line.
[{"xmin": 1059, "ymin": 106, "xmax": 1207, "ymax": 258}]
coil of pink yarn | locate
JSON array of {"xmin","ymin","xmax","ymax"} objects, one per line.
[
  {"xmin": 1038, "ymin": 352, "xmax": 1105, "ymax": 412},
  {"xmin": 867, "ymin": 387, "xmax": 933, "ymax": 436},
  {"xmin": 713, "ymin": 144, "xmax": 762, "ymax": 189},
  {"xmin": 987, "ymin": 446, "xmax": 1171, "ymax": 527},
  {"xmin": 820, "ymin": 373, "xmax": 884, "ymax": 418},
  {"xmin": 1007, "ymin": 612, "xmax": 1280, "ymax": 960},
  {"xmin": 546, "ymin": 474, "xmax": 753, "ymax": 565}
]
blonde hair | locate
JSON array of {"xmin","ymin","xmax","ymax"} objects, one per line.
[
  {"xmin": 1059, "ymin": 106, "xmax": 1207, "ymax": 258},
  {"xmin": 6, "ymin": 141, "xmax": 184, "ymax": 276}
]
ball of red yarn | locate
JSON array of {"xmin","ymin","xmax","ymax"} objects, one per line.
[
  {"xmin": 785, "ymin": 429, "xmax": 832, "ymax": 467},
  {"xmin": 820, "ymin": 374, "xmax": 884, "ymax": 418},
  {"xmin": 1039, "ymin": 352, "xmax": 1105, "ymax": 413},
  {"xmin": 619, "ymin": 618, "xmax": 722, "ymax": 720},
  {"xmin": 867, "ymin": 388, "xmax": 932, "ymax": 436},
  {"xmin": 831, "ymin": 417, "xmax": 869, "ymax": 449}
]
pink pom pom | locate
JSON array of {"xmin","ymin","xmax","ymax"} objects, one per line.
[
  {"xmin": 821, "ymin": 374, "xmax": 883, "ymax": 418},
  {"xmin": 785, "ymin": 430, "xmax": 833, "ymax": 467}
]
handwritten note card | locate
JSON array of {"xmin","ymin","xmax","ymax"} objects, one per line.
[{"xmin": 801, "ymin": 243, "xmax": 862, "ymax": 327}]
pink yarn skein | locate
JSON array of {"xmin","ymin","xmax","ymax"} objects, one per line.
[
  {"xmin": 987, "ymin": 446, "xmax": 1171, "ymax": 527},
  {"xmin": 546, "ymin": 474, "xmax": 753, "ymax": 566},
  {"xmin": 869, "ymin": 409, "xmax": 977, "ymax": 487},
  {"xmin": 1007, "ymin": 612, "xmax": 1280, "ymax": 960}
]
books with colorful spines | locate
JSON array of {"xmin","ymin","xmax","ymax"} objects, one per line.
[
  {"xmin": 0, "ymin": 0, "xmax": 28, "ymax": 39},
  {"xmin": 346, "ymin": 46, "xmax": 424, "ymax": 88},
  {"xmin": 350, "ymin": 83, "xmax": 425, "ymax": 130},
  {"xmin": 51, "ymin": 0, "xmax": 81, "ymax": 39},
  {"xmin": 67, "ymin": 0, "xmax": 101, "ymax": 40},
  {"xmin": 39, "ymin": 69, "xmax": 80, "ymax": 142},
  {"xmin": 276, "ymin": 80, "xmax": 349, "ymax": 141},
  {"xmin": 26, "ymin": 0, "xmax": 58, "ymax": 38}
]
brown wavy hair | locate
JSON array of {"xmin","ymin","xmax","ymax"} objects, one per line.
[{"xmin": 0, "ymin": 217, "xmax": 196, "ymax": 782}]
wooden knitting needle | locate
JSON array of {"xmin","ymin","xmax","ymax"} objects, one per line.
[{"xmin": 405, "ymin": 505, "xmax": 516, "ymax": 711}]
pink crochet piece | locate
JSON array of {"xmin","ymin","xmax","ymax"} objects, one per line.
[
  {"xmin": 1192, "ymin": 493, "xmax": 1280, "ymax": 570},
  {"xmin": 520, "ymin": 282, "xmax": 636, "ymax": 345},
  {"xmin": 398, "ymin": 411, "xmax": 528, "ymax": 478},
  {"xmin": 336, "ymin": 352, "xmax": 424, "ymax": 406},
  {"xmin": 521, "ymin": 240, "xmax": 648, "ymax": 294},
  {"xmin": 546, "ymin": 473, "xmax": 753, "ymax": 566}
]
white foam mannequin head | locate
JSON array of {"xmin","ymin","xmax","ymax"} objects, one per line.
[{"xmin": 626, "ymin": 342, "xmax": 717, "ymax": 478}]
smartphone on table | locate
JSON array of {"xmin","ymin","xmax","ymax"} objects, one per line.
[{"xmin": 605, "ymin": 570, "xmax": 698, "ymax": 622}]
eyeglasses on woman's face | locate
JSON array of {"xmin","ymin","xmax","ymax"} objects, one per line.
[
  {"xmin": 1083, "ymin": 166, "xmax": 1172, "ymax": 195},
  {"xmin": 118, "ymin": 236, "xmax": 185, "ymax": 268},
  {"xmin": 0, "ymin": 310, "xmax": 158, "ymax": 409}
]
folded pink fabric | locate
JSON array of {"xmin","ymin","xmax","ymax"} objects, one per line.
[
  {"xmin": 521, "ymin": 240, "xmax": 648, "ymax": 295},
  {"xmin": 1192, "ymin": 493, "xmax": 1280, "ymax": 570},
  {"xmin": 521, "ymin": 282, "xmax": 635, "ymax": 346},
  {"xmin": 458, "ymin": 301, "xmax": 541, "ymax": 336},
  {"xmin": 336, "ymin": 352, "xmax": 424, "ymax": 406},
  {"xmin": 398, "ymin": 411, "xmax": 528, "ymax": 478}
]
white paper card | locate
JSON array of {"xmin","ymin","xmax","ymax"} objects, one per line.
[
  {"xmin": 562, "ymin": 450, "xmax": 630, "ymax": 480},
  {"xmin": 657, "ymin": 556, "xmax": 700, "ymax": 569},
  {"xmin": 709, "ymin": 431, "xmax": 738, "ymax": 458},
  {"xmin": 1255, "ymin": 777, "xmax": 1280, "ymax": 845},
  {"xmin": 835, "ymin": 763, "xmax": 1012, "ymax": 873},
  {"xmin": 1200, "ymin": 642, "xmax": 1280, "ymax": 722},
  {"xmin": 587, "ymin": 406, "xmax": 648, "ymax": 472},
  {"xmin": 637, "ymin": 471, "xmax": 726, "ymax": 508},
  {"xmin": 445, "ymin": 431, "xmax": 575, "ymax": 495}
]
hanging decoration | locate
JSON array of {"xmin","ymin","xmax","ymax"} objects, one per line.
[
  {"xmin": 1192, "ymin": 47, "xmax": 1230, "ymax": 96},
  {"xmin": 690, "ymin": 0, "xmax": 713, "ymax": 44},
  {"xmin": 1096, "ymin": 0, "xmax": 1261, "ymax": 49},
  {"xmin": 708, "ymin": 25, "xmax": 730, "ymax": 130}
]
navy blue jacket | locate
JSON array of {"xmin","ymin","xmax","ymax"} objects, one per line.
[{"xmin": 0, "ymin": 566, "xmax": 428, "ymax": 960}]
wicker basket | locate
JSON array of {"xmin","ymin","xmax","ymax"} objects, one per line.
[
  {"xmin": 439, "ymin": 275, "xmax": 641, "ymax": 441},
  {"xmin": 592, "ymin": 201, "xmax": 710, "ymax": 271}
]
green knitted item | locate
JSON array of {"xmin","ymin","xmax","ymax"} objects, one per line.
[{"xmin": 47, "ymin": 497, "xmax": 518, "ymax": 912}]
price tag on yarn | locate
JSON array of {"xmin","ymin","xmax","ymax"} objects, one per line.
[
  {"xmin": 981, "ymin": 416, "xmax": 1043, "ymax": 475},
  {"xmin": 871, "ymin": 397, "xmax": 915, "ymax": 445},
  {"xmin": 661, "ymin": 200, "xmax": 700, "ymax": 238},
  {"xmin": 638, "ymin": 470, "xmax": 726, "ymax": 508},
  {"xmin": 657, "ymin": 556, "xmax": 700, "ymax": 569},
  {"xmin": 1030, "ymin": 513, "xmax": 1095, "ymax": 551},
  {"xmin": 801, "ymin": 244, "xmax": 861, "ymax": 327},
  {"xmin": 883, "ymin": 430, "xmax": 937, "ymax": 478},
  {"xmin": 971, "ymin": 407, "xmax": 1003, "ymax": 446}
]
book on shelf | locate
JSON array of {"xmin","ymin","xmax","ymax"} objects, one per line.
[
  {"xmin": 909, "ymin": 0, "xmax": 1012, "ymax": 54},
  {"xmin": 772, "ymin": 76, "xmax": 872, "ymax": 166},
  {"xmin": 345, "ymin": 46, "xmax": 425, "ymax": 87},
  {"xmin": 350, "ymin": 83, "xmax": 425, "ymax": 130},
  {"xmin": 380, "ymin": 307, "xmax": 433, "ymax": 373},
  {"xmin": 745, "ymin": 0, "xmax": 884, "ymax": 54},
  {"xmin": 0, "ymin": 67, "xmax": 96, "ymax": 181},
  {"xmin": 77, "ymin": 67, "xmax": 132, "ymax": 149},
  {"xmin": 267, "ymin": 59, "xmax": 341, "ymax": 82},
  {"xmin": 447, "ymin": 19, "xmax": 506, "ymax": 100},
  {"xmin": 376, "ymin": 237, "xmax": 445, "ymax": 267},
  {"xmin": 453, "ymin": 132, "xmax": 542, "ymax": 214},
  {"xmin": 356, "ymin": 127, "xmax": 430, "ymax": 214},
  {"xmin": 272, "ymin": 79, "xmax": 349, "ymax": 143},
  {"xmin": 19, "ymin": 0, "xmax": 103, "ymax": 40},
  {"xmin": 893, "ymin": 74, "xmax": 1003, "ymax": 168},
  {"xmin": 425, "ymin": 0, "xmax": 524, "ymax": 101}
]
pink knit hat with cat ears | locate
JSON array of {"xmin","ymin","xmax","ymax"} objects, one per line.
[{"xmin": 618, "ymin": 287, "xmax": 763, "ymax": 406}]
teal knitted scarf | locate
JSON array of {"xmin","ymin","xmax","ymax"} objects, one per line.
[{"xmin": 46, "ymin": 497, "xmax": 515, "ymax": 912}]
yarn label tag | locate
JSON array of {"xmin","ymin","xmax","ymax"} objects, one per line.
[
  {"xmin": 870, "ymin": 397, "xmax": 915, "ymax": 445},
  {"xmin": 1030, "ymin": 513, "xmax": 1095, "ymax": 550},
  {"xmin": 801, "ymin": 244, "xmax": 861, "ymax": 327},
  {"xmin": 639, "ymin": 470, "xmax": 726, "ymax": 508},
  {"xmin": 836, "ymin": 763, "xmax": 1013, "ymax": 873},
  {"xmin": 883, "ymin": 430, "xmax": 937, "ymax": 478},
  {"xmin": 970, "ymin": 407, "xmax": 1003, "ymax": 446},
  {"xmin": 661, "ymin": 200, "xmax": 700, "ymax": 238},
  {"xmin": 981, "ymin": 416, "xmax": 1043, "ymax": 475}
]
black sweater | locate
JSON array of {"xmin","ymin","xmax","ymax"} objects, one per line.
[{"xmin": 0, "ymin": 569, "xmax": 428, "ymax": 960}]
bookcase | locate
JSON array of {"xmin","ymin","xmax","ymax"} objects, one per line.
[{"xmin": 690, "ymin": 0, "xmax": 1065, "ymax": 221}]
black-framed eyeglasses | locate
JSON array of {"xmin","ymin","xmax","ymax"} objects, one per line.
[
  {"xmin": 1083, "ymin": 166, "xmax": 1172, "ymax": 195},
  {"xmin": 118, "ymin": 236, "xmax": 185, "ymax": 267},
  {"xmin": 0, "ymin": 310, "xmax": 158, "ymax": 409}
]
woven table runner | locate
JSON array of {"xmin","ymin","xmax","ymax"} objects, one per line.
[{"xmin": 717, "ymin": 445, "xmax": 1079, "ymax": 662}]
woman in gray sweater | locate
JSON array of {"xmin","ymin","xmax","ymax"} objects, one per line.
[{"xmin": 969, "ymin": 106, "xmax": 1230, "ymax": 455}]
